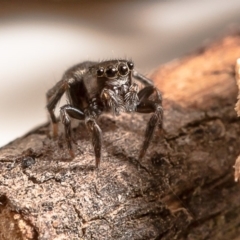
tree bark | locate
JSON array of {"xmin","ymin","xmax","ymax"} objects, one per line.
[{"xmin": 1, "ymin": 33, "xmax": 240, "ymax": 240}]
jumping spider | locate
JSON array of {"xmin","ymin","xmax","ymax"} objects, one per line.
[{"xmin": 46, "ymin": 60, "xmax": 163, "ymax": 167}]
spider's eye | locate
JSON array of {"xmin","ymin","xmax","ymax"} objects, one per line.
[
  {"xmin": 118, "ymin": 64, "xmax": 129, "ymax": 76},
  {"xmin": 105, "ymin": 65, "xmax": 117, "ymax": 78},
  {"xmin": 127, "ymin": 61, "xmax": 134, "ymax": 70},
  {"xmin": 97, "ymin": 67, "xmax": 104, "ymax": 77}
]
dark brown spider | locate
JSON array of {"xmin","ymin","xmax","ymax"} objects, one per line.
[{"xmin": 46, "ymin": 60, "xmax": 163, "ymax": 168}]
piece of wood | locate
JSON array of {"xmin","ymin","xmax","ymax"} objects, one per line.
[
  {"xmin": 1, "ymin": 34, "xmax": 240, "ymax": 240},
  {"xmin": 235, "ymin": 58, "xmax": 240, "ymax": 116},
  {"xmin": 234, "ymin": 59, "xmax": 240, "ymax": 184}
]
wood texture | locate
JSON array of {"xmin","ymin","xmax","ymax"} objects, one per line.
[
  {"xmin": 234, "ymin": 59, "xmax": 240, "ymax": 183},
  {"xmin": 235, "ymin": 59, "xmax": 240, "ymax": 118},
  {"xmin": 1, "ymin": 34, "xmax": 240, "ymax": 240}
]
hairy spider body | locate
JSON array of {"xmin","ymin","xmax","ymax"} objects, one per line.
[{"xmin": 46, "ymin": 60, "xmax": 163, "ymax": 167}]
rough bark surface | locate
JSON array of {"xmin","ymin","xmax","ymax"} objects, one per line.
[
  {"xmin": 235, "ymin": 59, "xmax": 240, "ymax": 116},
  {"xmin": 1, "ymin": 34, "xmax": 240, "ymax": 240},
  {"xmin": 234, "ymin": 59, "xmax": 240, "ymax": 184}
]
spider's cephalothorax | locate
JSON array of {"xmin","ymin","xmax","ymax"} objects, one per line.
[{"xmin": 46, "ymin": 59, "xmax": 163, "ymax": 167}]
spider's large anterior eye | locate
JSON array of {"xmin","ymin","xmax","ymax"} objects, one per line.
[
  {"xmin": 97, "ymin": 67, "xmax": 104, "ymax": 77},
  {"xmin": 105, "ymin": 65, "xmax": 117, "ymax": 78},
  {"xmin": 127, "ymin": 61, "xmax": 134, "ymax": 70},
  {"xmin": 118, "ymin": 63, "xmax": 129, "ymax": 76}
]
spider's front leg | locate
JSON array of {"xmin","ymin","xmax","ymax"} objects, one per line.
[
  {"xmin": 136, "ymin": 86, "xmax": 163, "ymax": 160},
  {"xmin": 60, "ymin": 105, "xmax": 85, "ymax": 158},
  {"xmin": 85, "ymin": 115, "xmax": 102, "ymax": 168},
  {"xmin": 46, "ymin": 80, "xmax": 68, "ymax": 137},
  {"xmin": 60, "ymin": 105, "xmax": 102, "ymax": 168}
]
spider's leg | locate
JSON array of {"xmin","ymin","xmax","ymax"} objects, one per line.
[
  {"xmin": 132, "ymin": 70, "xmax": 154, "ymax": 86},
  {"xmin": 60, "ymin": 104, "xmax": 85, "ymax": 158},
  {"xmin": 85, "ymin": 119, "xmax": 102, "ymax": 168},
  {"xmin": 136, "ymin": 86, "xmax": 163, "ymax": 160},
  {"xmin": 46, "ymin": 80, "xmax": 68, "ymax": 137}
]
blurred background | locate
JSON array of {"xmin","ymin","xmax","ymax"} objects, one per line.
[{"xmin": 1, "ymin": 0, "xmax": 240, "ymax": 147}]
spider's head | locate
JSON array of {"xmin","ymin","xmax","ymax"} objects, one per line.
[{"xmin": 96, "ymin": 60, "xmax": 134, "ymax": 80}]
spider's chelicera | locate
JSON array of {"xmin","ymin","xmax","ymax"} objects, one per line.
[{"xmin": 46, "ymin": 60, "xmax": 163, "ymax": 167}]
